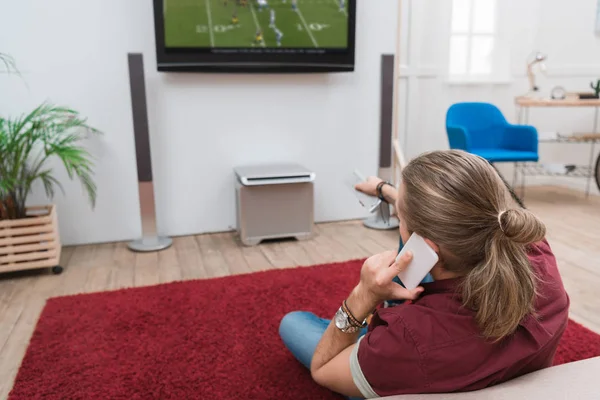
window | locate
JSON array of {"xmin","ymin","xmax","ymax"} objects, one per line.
[{"xmin": 449, "ymin": 0, "xmax": 498, "ymax": 81}]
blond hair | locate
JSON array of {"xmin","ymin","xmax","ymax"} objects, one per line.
[{"xmin": 400, "ymin": 150, "xmax": 546, "ymax": 340}]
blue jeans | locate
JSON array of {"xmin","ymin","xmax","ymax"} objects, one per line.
[
  {"xmin": 278, "ymin": 311, "xmax": 368, "ymax": 369},
  {"xmin": 278, "ymin": 311, "xmax": 366, "ymax": 399}
]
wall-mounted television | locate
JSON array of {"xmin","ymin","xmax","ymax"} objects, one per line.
[{"xmin": 153, "ymin": 0, "xmax": 356, "ymax": 73}]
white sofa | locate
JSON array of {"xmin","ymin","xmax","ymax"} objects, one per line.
[{"xmin": 382, "ymin": 357, "xmax": 600, "ymax": 400}]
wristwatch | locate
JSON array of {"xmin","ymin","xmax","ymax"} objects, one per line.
[{"xmin": 334, "ymin": 306, "xmax": 360, "ymax": 333}]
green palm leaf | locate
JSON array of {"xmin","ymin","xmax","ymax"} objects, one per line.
[
  {"xmin": 38, "ymin": 169, "xmax": 66, "ymax": 199},
  {"xmin": 0, "ymin": 102, "xmax": 101, "ymax": 219}
]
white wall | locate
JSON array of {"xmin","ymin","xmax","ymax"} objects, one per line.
[
  {"xmin": 398, "ymin": 0, "xmax": 600, "ymax": 193},
  {"xmin": 1, "ymin": 0, "xmax": 399, "ymax": 244}
]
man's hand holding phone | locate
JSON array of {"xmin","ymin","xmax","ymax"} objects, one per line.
[
  {"xmin": 346, "ymin": 251, "xmax": 424, "ymax": 321},
  {"xmin": 354, "ymin": 251, "xmax": 425, "ymax": 306}
]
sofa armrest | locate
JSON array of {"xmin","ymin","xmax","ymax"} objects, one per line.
[
  {"xmin": 504, "ymin": 124, "xmax": 538, "ymax": 153},
  {"xmin": 446, "ymin": 125, "xmax": 471, "ymax": 151},
  {"xmin": 380, "ymin": 356, "xmax": 600, "ymax": 400}
]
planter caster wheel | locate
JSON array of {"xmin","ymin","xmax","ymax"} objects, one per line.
[{"xmin": 52, "ymin": 265, "xmax": 64, "ymax": 275}]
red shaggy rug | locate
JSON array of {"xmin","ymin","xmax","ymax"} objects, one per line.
[{"xmin": 10, "ymin": 260, "xmax": 600, "ymax": 399}]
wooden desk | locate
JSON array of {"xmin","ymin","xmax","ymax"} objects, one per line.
[
  {"xmin": 514, "ymin": 96, "xmax": 600, "ymax": 196},
  {"xmin": 515, "ymin": 97, "xmax": 600, "ymax": 107}
]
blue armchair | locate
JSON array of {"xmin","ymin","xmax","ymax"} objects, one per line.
[{"xmin": 446, "ymin": 102, "xmax": 539, "ymax": 163}]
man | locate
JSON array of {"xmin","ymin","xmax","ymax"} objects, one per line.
[
  {"xmin": 279, "ymin": 156, "xmax": 568, "ymax": 398},
  {"xmin": 269, "ymin": 8, "xmax": 276, "ymax": 28},
  {"xmin": 275, "ymin": 28, "xmax": 283, "ymax": 47},
  {"xmin": 254, "ymin": 29, "xmax": 264, "ymax": 46}
]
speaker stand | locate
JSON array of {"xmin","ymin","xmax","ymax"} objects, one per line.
[
  {"xmin": 363, "ymin": 201, "xmax": 399, "ymax": 230},
  {"xmin": 128, "ymin": 236, "xmax": 173, "ymax": 252},
  {"xmin": 127, "ymin": 179, "xmax": 173, "ymax": 253}
]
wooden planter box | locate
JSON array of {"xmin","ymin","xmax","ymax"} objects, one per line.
[{"xmin": 0, "ymin": 205, "xmax": 62, "ymax": 274}]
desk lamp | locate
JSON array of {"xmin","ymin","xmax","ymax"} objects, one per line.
[{"xmin": 527, "ymin": 51, "xmax": 547, "ymax": 93}]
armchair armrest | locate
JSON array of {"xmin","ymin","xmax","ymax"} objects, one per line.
[
  {"xmin": 504, "ymin": 124, "xmax": 538, "ymax": 153},
  {"xmin": 446, "ymin": 125, "xmax": 471, "ymax": 151}
]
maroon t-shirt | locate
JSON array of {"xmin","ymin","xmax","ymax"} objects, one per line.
[{"xmin": 357, "ymin": 240, "xmax": 569, "ymax": 396}]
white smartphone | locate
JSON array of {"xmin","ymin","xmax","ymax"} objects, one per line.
[{"xmin": 395, "ymin": 233, "xmax": 439, "ymax": 290}]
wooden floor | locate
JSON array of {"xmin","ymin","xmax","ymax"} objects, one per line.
[{"xmin": 0, "ymin": 186, "xmax": 599, "ymax": 398}]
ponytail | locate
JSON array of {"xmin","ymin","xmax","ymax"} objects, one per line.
[{"xmin": 461, "ymin": 208, "xmax": 546, "ymax": 340}]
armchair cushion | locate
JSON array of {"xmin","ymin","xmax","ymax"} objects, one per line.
[{"xmin": 472, "ymin": 149, "xmax": 539, "ymax": 163}]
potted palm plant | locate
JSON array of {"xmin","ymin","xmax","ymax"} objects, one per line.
[{"xmin": 0, "ymin": 54, "xmax": 100, "ymax": 274}]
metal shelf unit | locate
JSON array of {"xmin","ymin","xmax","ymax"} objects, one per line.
[{"xmin": 515, "ymin": 97, "xmax": 600, "ymax": 197}]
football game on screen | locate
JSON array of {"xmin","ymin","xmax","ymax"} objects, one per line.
[{"xmin": 164, "ymin": 0, "xmax": 349, "ymax": 49}]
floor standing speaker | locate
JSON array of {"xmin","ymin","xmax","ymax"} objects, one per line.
[
  {"xmin": 127, "ymin": 53, "xmax": 173, "ymax": 252},
  {"xmin": 363, "ymin": 54, "xmax": 399, "ymax": 230}
]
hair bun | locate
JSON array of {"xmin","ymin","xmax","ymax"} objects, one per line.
[{"xmin": 498, "ymin": 209, "xmax": 546, "ymax": 244}]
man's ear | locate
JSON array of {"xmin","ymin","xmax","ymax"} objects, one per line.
[
  {"xmin": 424, "ymin": 238, "xmax": 444, "ymax": 270},
  {"xmin": 424, "ymin": 238, "xmax": 440, "ymax": 253}
]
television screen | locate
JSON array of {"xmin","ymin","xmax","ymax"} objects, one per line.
[{"xmin": 153, "ymin": 0, "xmax": 356, "ymax": 72}]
